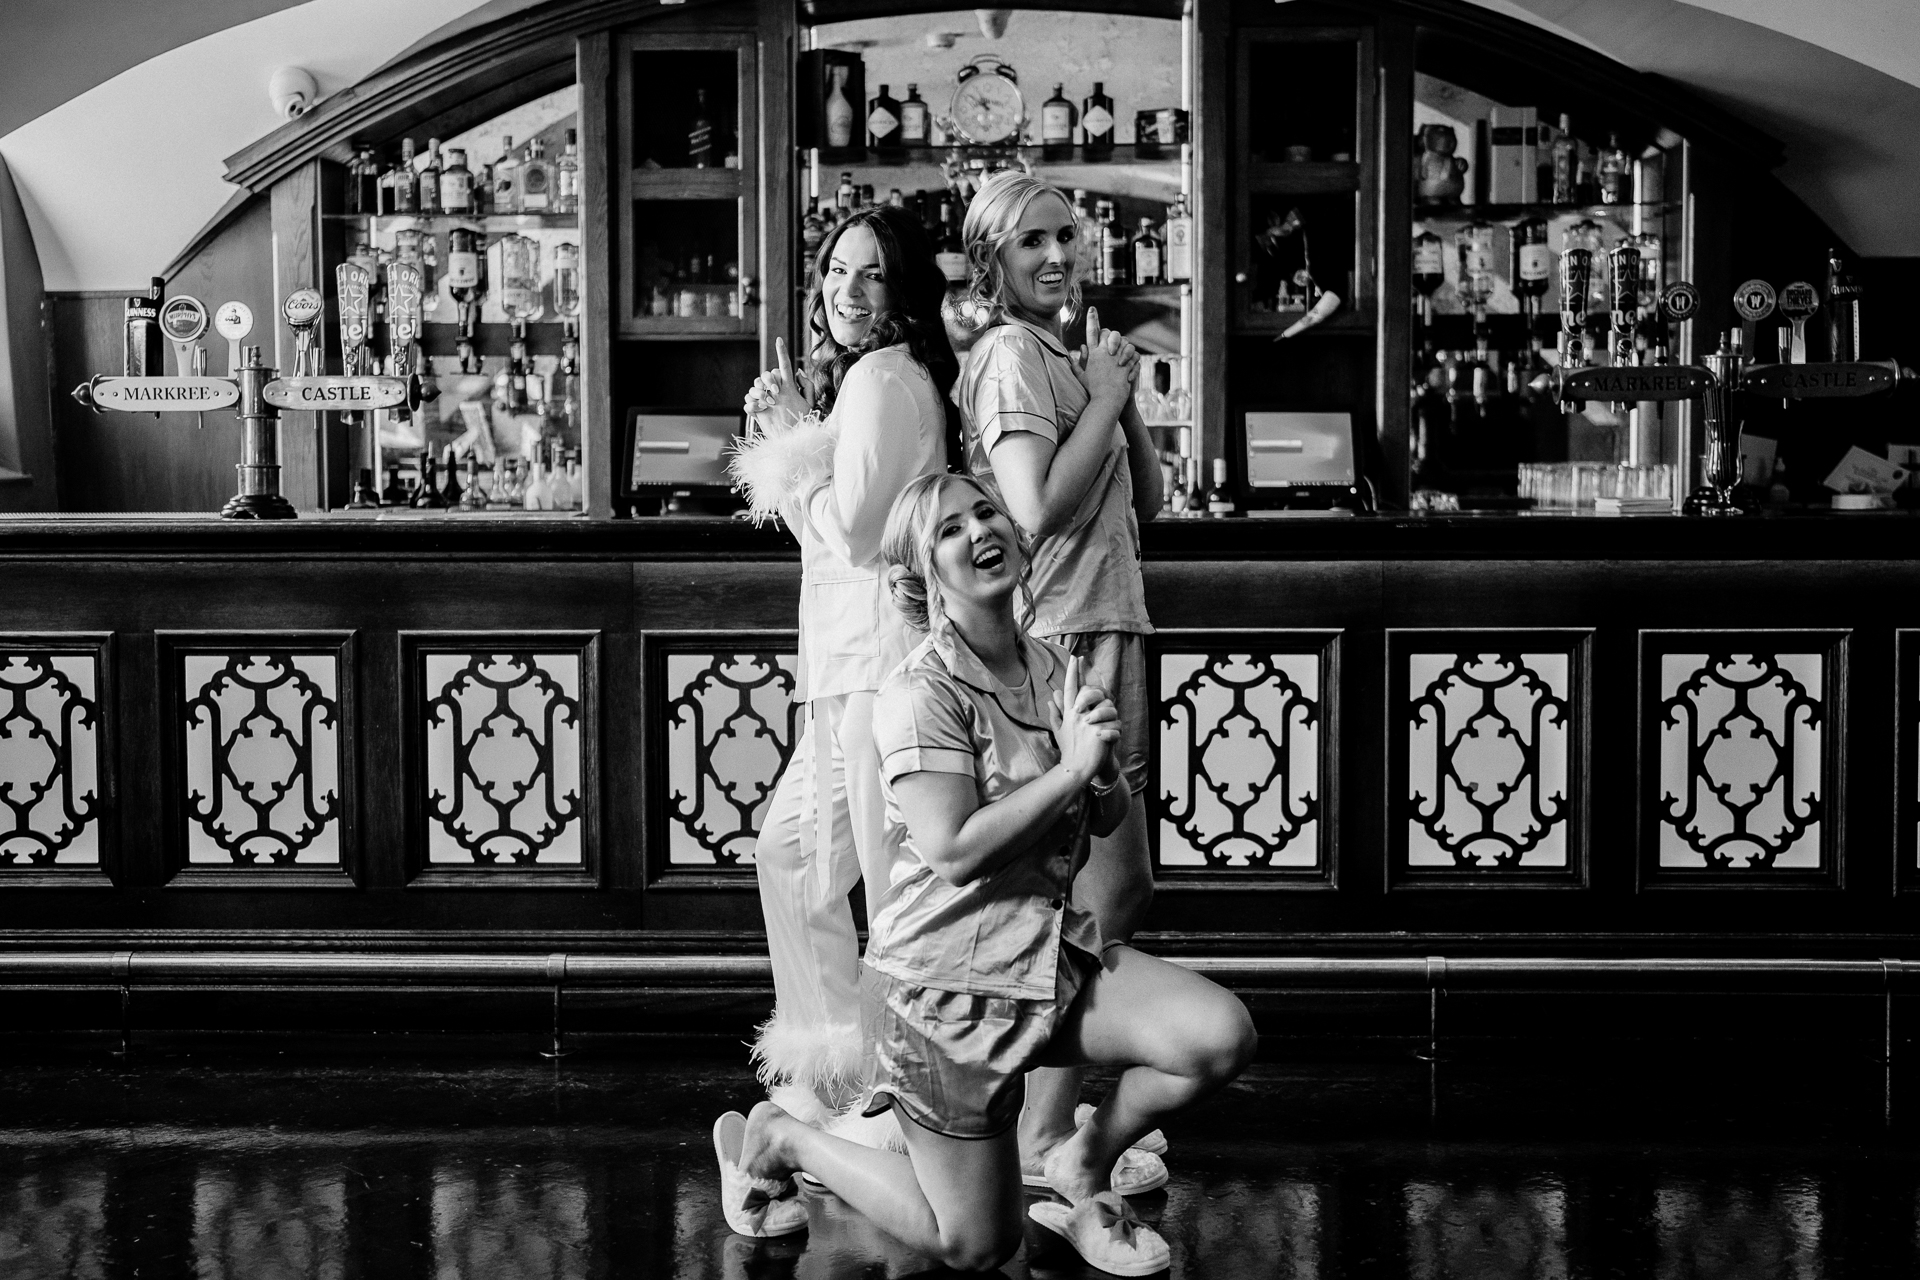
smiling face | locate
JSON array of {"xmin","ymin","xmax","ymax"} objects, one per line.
[
  {"xmin": 996, "ymin": 192, "xmax": 1075, "ymax": 324},
  {"xmin": 929, "ymin": 482, "xmax": 1023, "ymax": 612},
  {"xmin": 821, "ymin": 224, "xmax": 895, "ymax": 347}
]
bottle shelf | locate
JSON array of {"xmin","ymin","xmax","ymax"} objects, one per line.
[
  {"xmin": 803, "ymin": 143, "xmax": 1181, "ymax": 168},
  {"xmin": 325, "ymin": 212, "xmax": 581, "ymax": 231},
  {"xmin": 1083, "ymin": 283, "xmax": 1188, "ymax": 301},
  {"xmin": 1232, "ymin": 304, "xmax": 1376, "ymax": 336},
  {"xmin": 1245, "ymin": 161, "xmax": 1361, "ymax": 195},
  {"xmin": 1413, "ymin": 201, "xmax": 1681, "ymax": 224},
  {"xmin": 629, "ymin": 167, "xmax": 747, "ymax": 199}
]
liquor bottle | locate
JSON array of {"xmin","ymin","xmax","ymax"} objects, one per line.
[
  {"xmin": 1183, "ymin": 455, "xmax": 1202, "ymax": 519},
  {"xmin": 393, "ymin": 139, "xmax": 418, "ymax": 213},
  {"xmin": 689, "ymin": 90, "xmax": 714, "ymax": 168},
  {"xmin": 886, "ymin": 188, "xmax": 904, "ymax": 209},
  {"xmin": 554, "ymin": 240, "xmax": 582, "ymax": 322},
  {"xmin": 440, "ymin": 148, "xmax": 473, "ymax": 213},
  {"xmin": 520, "ymin": 137, "xmax": 551, "ymax": 211},
  {"xmin": 1205, "ymin": 457, "xmax": 1235, "ymax": 517},
  {"xmin": 935, "ymin": 198, "xmax": 969, "ymax": 284},
  {"xmin": 1597, "ymin": 133, "xmax": 1629, "ymax": 205},
  {"xmin": 378, "ymin": 149, "xmax": 400, "ymax": 215},
  {"xmin": 1042, "ymin": 83, "xmax": 1076, "ymax": 161},
  {"xmin": 868, "ymin": 83, "xmax": 903, "ymax": 156},
  {"xmin": 1453, "ymin": 219, "xmax": 1496, "ymax": 322},
  {"xmin": 417, "ymin": 139, "xmax": 443, "ymax": 214},
  {"xmin": 1164, "ymin": 195, "xmax": 1192, "ymax": 282},
  {"xmin": 1511, "ymin": 216, "xmax": 1551, "ymax": 327},
  {"xmin": 1070, "ymin": 190, "xmax": 1098, "ymax": 284},
  {"xmin": 350, "ymin": 146, "xmax": 381, "ymax": 215},
  {"xmin": 825, "ymin": 65, "xmax": 854, "ymax": 151},
  {"xmin": 1550, "ymin": 114, "xmax": 1576, "ymax": 205},
  {"xmin": 860, "ymin": 183, "xmax": 876, "ymax": 210},
  {"xmin": 124, "ymin": 277, "xmax": 164, "ymax": 377},
  {"xmin": 508, "ymin": 322, "xmax": 531, "ymax": 411},
  {"xmin": 547, "ymin": 447, "xmax": 576, "ymax": 510},
  {"xmin": 566, "ymin": 451, "xmax": 585, "ymax": 511},
  {"xmin": 836, "ymin": 171, "xmax": 855, "ymax": 215},
  {"xmin": 1573, "ymin": 137, "xmax": 1599, "ymax": 205},
  {"xmin": 1098, "ymin": 201, "xmax": 1130, "ymax": 286},
  {"xmin": 439, "ymin": 445, "xmax": 464, "ymax": 507},
  {"xmin": 446, "ymin": 225, "xmax": 483, "ymax": 369},
  {"xmin": 1132, "ymin": 217, "xmax": 1162, "ymax": 287},
  {"xmin": 459, "ymin": 453, "xmax": 488, "ymax": 511},
  {"xmin": 1082, "ymin": 82, "xmax": 1115, "ymax": 161},
  {"xmin": 523, "ymin": 445, "xmax": 553, "ymax": 511},
  {"xmin": 493, "ymin": 136, "xmax": 520, "ymax": 211},
  {"xmin": 555, "ymin": 129, "xmax": 580, "ymax": 213},
  {"xmin": 411, "ymin": 451, "xmax": 447, "ymax": 508},
  {"xmin": 801, "ymin": 198, "xmax": 827, "ymax": 261},
  {"xmin": 900, "ymin": 85, "xmax": 929, "ymax": 146},
  {"xmin": 1412, "ymin": 228, "xmax": 1445, "ymax": 327},
  {"xmin": 1826, "ymin": 245, "xmax": 1863, "ymax": 361},
  {"xmin": 420, "ymin": 232, "xmax": 440, "ymax": 315},
  {"xmin": 1167, "ymin": 432, "xmax": 1191, "ymax": 515},
  {"xmin": 473, "ymin": 162, "xmax": 492, "ymax": 215},
  {"xmin": 380, "ymin": 464, "xmax": 406, "ymax": 506}
]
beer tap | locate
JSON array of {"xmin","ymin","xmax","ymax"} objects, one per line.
[
  {"xmin": 159, "ymin": 295, "xmax": 210, "ymax": 429},
  {"xmin": 1777, "ymin": 281, "xmax": 1819, "ymax": 365},
  {"xmin": 366, "ymin": 257, "xmax": 430, "ymax": 507},
  {"xmin": 334, "ymin": 262, "xmax": 376, "ymax": 506},
  {"xmin": 1682, "ymin": 330, "xmax": 1749, "ymax": 517},
  {"xmin": 1607, "ymin": 241, "xmax": 1645, "ymax": 461}
]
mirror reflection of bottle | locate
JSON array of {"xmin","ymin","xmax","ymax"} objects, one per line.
[{"xmin": 824, "ymin": 65, "xmax": 854, "ymax": 150}]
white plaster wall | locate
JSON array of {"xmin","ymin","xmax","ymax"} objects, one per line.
[{"xmin": 0, "ymin": 0, "xmax": 491, "ymax": 293}]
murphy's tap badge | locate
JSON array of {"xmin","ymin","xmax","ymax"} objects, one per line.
[
  {"xmin": 283, "ymin": 288, "xmax": 324, "ymax": 377},
  {"xmin": 160, "ymin": 296, "xmax": 209, "ymax": 378},
  {"xmin": 333, "ymin": 264, "xmax": 373, "ymax": 377},
  {"xmin": 1660, "ymin": 282, "xmax": 1701, "ymax": 325},
  {"xmin": 385, "ymin": 260, "xmax": 424, "ymax": 380},
  {"xmin": 1778, "ymin": 281, "xmax": 1820, "ymax": 365},
  {"xmin": 214, "ymin": 301, "xmax": 254, "ymax": 376}
]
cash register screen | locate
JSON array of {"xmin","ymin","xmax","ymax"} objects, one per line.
[
  {"xmin": 1243, "ymin": 411, "xmax": 1355, "ymax": 487},
  {"xmin": 626, "ymin": 409, "xmax": 741, "ymax": 488}
]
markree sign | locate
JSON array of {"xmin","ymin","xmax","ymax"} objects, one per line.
[
  {"xmin": 1559, "ymin": 365, "xmax": 1713, "ymax": 402},
  {"xmin": 262, "ymin": 376, "xmax": 410, "ymax": 410},
  {"xmin": 88, "ymin": 377, "xmax": 240, "ymax": 411}
]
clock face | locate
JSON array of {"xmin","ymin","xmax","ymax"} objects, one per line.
[{"xmin": 951, "ymin": 73, "xmax": 1022, "ymax": 144}]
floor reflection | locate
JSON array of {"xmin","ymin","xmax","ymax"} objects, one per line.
[{"xmin": 0, "ymin": 1054, "xmax": 1916, "ymax": 1278}]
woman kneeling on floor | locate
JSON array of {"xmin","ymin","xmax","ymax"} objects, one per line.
[{"xmin": 712, "ymin": 472, "xmax": 1255, "ymax": 1274}]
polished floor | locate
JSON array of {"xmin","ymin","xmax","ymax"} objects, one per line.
[{"xmin": 5, "ymin": 1041, "xmax": 1920, "ymax": 1278}]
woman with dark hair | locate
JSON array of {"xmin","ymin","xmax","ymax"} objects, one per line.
[{"xmin": 727, "ymin": 205, "xmax": 960, "ymax": 1164}]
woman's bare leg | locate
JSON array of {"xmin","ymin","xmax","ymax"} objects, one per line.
[
  {"xmin": 1020, "ymin": 789, "xmax": 1154, "ymax": 1170},
  {"xmin": 739, "ymin": 1100, "xmax": 1025, "ymax": 1272},
  {"xmin": 1034, "ymin": 944, "xmax": 1255, "ymax": 1200}
]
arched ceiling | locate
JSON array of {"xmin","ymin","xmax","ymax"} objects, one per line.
[{"xmin": 2, "ymin": 0, "xmax": 1917, "ymax": 291}]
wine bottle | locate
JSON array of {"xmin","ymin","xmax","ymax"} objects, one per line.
[
  {"xmin": 868, "ymin": 83, "xmax": 902, "ymax": 157},
  {"xmin": 824, "ymin": 65, "xmax": 854, "ymax": 151},
  {"xmin": 1042, "ymin": 83, "xmax": 1076, "ymax": 161},
  {"xmin": 351, "ymin": 146, "xmax": 380, "ymax": 215},
  {"xmin": 899, "ymin": 85, "xmax": 929, "ymax": 146},
  {"xmin": 689, "ymin": 90, "xmax": 714, "ymax": 168},
  {"xmin": 1205, "ymin": 458, "xmax": 1235, "ymax": 517},
  {"xmin": 935, "ymin": 197, "xmax": 968, "ymax": 284},
  {"xmin": 1082, "ymin": 82, "xmax": 1115, "ymax": 161},
  {"xmin": 1511, "ymin": 216, "xmax": 1552, "ymax": 327}
]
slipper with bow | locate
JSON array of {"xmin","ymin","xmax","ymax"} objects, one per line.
[
  {"xmin": 1074, "ymin": 1102, "xmax": 1169, "ymax": 1157},
  {"xmin": 1029, "ymin": 1190, "xmax": 1171, "ymax": 1276},
  {"xmin": 1021, "ymin": 1143, "xmax": 1168, "ymax": 1196},
  {"xmin": 713, "ymin": 1111, "xmax": 809, "ymax": 1238}
]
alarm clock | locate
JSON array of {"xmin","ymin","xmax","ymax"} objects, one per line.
[{"xmin": 949, "ymin": 55, "xmax": 1024, "ymax": 145}]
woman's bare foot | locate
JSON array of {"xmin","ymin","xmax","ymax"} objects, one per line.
[{"xmin": 740, "ymin": 1099, "xmax": 802, "ymax": 1183}]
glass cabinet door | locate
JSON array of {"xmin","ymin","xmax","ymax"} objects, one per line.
[{"xmin": 617, "ymin": 34, "xmax": 759, "ymax": 337}]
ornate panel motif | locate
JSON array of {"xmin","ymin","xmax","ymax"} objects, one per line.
[
  {"xmin": 0, "ymin": 639, "xmax": 105, "ymax": 869},
  {"xmin": 1391, "ymin": 633, "xmax": 1586, "ymax": 881},
  {"xmin": 180, "ymin": 650, "xmax": 343, "ymax": 866},
  {"xmin": 414, "ymin": 640, "xmax": 596, "ymax": 868},
  {"xmin": 1647, "ymin": 638, "xmax": 1839, "ymax": 876},
  {"xmin": 1153, "ymin": 633, "xmax": 1336, "ymax": 874},
  {"xmin": 661, "ymin": 649, "xmax": 801, "ymax": 867}
]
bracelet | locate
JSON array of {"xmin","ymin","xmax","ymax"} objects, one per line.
[{"xmin": 1088, "ymin": 772, "xmax": 1121, "ymax": 797}]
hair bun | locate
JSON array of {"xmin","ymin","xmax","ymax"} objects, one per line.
[{"xmin": 886, "ymin": 563, "xmax": 931, "ymax": 630}]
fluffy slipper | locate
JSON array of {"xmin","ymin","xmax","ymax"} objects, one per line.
[
  {"xmin": 1075, "ymin": 1102, "xmax": 1169, "ymax": 1157},
  {"xmin": 713, "ymin": 1111, "xmax": 809, "ymax": 1238},
  {"xmin": 1021, "ymin": 1144, "xmax": 1169, "ymax": 1196},
  {"xmin": 1029, "ymin": 1191, "xmax": 1171, "ymax": 1276}
]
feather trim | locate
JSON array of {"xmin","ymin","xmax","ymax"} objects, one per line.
[
  {"xmin": 749, "ymin": 1011, "xmax": 865, "ymax": 1095},
  {"xmin": 768, "ymin": 1081, "xmax": 833, "ymax": 1128},
  {"xmin": 727, "ymin": 410, "xmax": 838, "ymax": 525}
]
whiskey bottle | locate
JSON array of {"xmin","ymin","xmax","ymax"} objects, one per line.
[
  {"xmin": 555, "ymin": 129, "xmax": 580, "ymax": 213},
  {"xmin": 1597, "ymin": 133, "xmax": 1629, "ymax": 204},
  {"xmin": 1164, "ymin": 195, "xmax": 1192, "ymax": 282},
  {"xmin": 1081, "ymin": 82, "xmax": 1115, "ymax": 161},
  {"xmin": 393, "ymin": 139, "xmax": 418, "ymax": 213},
  {"xmin": 1098, "ymin": 201, "xmax": 1129, "ymax": 286},
  {"xmin": 935, "ymin": 198, "xmax": 968, "ymax": 284},
  {"xmin": 689, "ymin": 91, "xmax": 714, "ymax": 168},
  {"xmin": 1511, "ymin": 216, "xmax": 1551, "ymax": 327},
  {"xmin": 520, "ymin": 137, "xmax": 551, "ymax": 211},
  {"xmin": 440, "ymin": 148, "xmax": 473, "ymax": 213},
  {"xmin": 417, "ymin": 139, "xmax": 442, "ymax": 214},
  {"xmin": 1042, "ymin": 83, "xmax": 1076, "ymax": 161},
  {"xmin": 124, "ymin": 277, "xmax": 164, "ymax": 377},
  {"xmin": 868, "ymin": 84, "xmax": 903, "ymax": 157},
  {"xmin": 1132, "ymin": 217, "xmax": 1162, "ymax": 287},
  {"xmin": 900, "ymin": 85, "xmax": 929, "ymax": 146},
  {"xmin": 492, "ymin": 136, "xmax": 520, "ymax": 211},
  {"xmin": 1205, "ymin": 458, "xmax": 1235, "ymax": 517}
]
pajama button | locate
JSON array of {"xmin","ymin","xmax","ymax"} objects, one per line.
[{"xmin": 1050, "ymin": 899, "xmax": 1063, "ymax": 909}]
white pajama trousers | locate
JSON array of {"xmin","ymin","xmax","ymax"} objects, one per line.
[{"xmin": 751, "ymin": 691, "xmax": 890, "ymax": 1110}]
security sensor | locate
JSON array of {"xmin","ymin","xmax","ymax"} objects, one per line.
[{"xmin": 269, "ymin": 67, "xmax": 320, "ymax": 120}]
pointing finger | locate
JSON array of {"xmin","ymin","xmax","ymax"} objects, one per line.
[
  {"xmin": 1085, "ymin": 306, "xmax": 1102, "ymax": 348},
  {"xmin": 776, "ymin": 337, "xmax": 795, "ymax": 391}
]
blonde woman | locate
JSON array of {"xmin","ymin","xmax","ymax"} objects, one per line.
[
  {"xmin": 710, "ymin": 473, "xmax": 1254, "ymax": 1275},
  {"xmin": 956, "ymin": 170, "xmax": 1168, "ymax": 1189},
  {"xmin": 730, "ymin": 205, "xmax": 960, "ymax": 1139}
]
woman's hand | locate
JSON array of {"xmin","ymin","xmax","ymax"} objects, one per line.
[
  {"xmin": 743, "ymin": 337, "xmax": 813, "ymax": 424},
  {"xmin": 1056, "ymin": 656, "xmax": 1120, "ymax": 786},
  {"xmin": 1076, "ymin": 308, "xmax": 1134, "ymax": 410}
]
